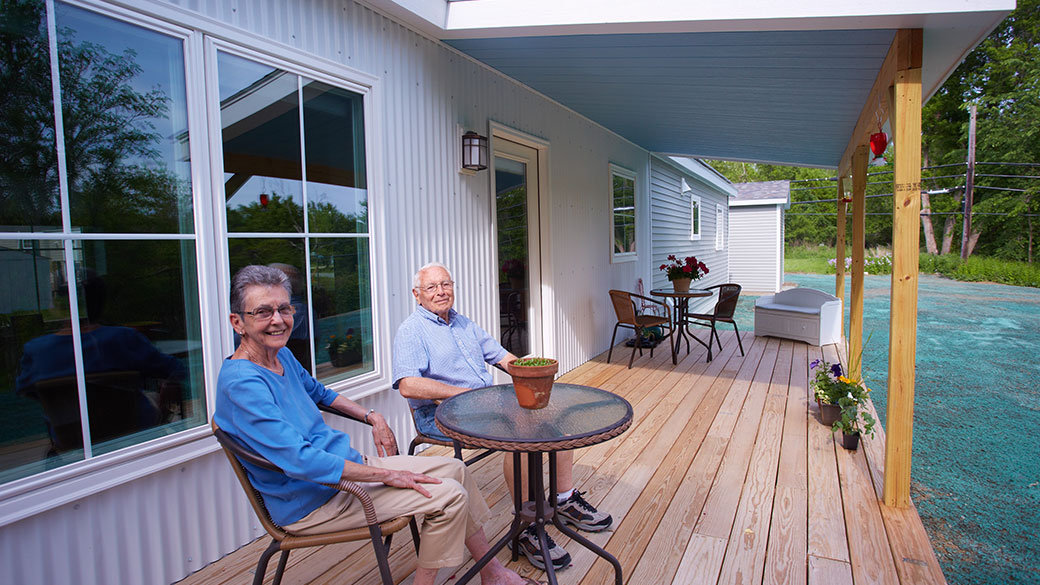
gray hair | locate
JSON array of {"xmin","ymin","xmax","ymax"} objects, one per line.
[
  {"xmin": 230, "ymin": 265, "xmax": 291, "ymax": 313},
  {"xmin": 412, "ymin": 262, "xmax": 452, "ymax": 289}
]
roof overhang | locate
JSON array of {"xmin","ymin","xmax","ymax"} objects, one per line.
[{"xmin": 361, "ymin": 0, "xmax": 1014, "ymax": 168}]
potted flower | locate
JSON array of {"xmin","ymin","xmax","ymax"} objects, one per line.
[
  {"xmin": 502, "ymin": 258, "xmax": 525, "ymax": 290},
  {"xmin": 659, "ymin": 254, "xmax": 708, "ymax": 292},
  {"xmin": 832, "ymin": 392, "xmax": 876, "ymax": 451},
  {"xmin": 506, "ymin": 357, "xmax": 558, "ymax": 409},
  {"xmin": 327, "ymin": 329, "xmax": 362, "ymax": 367},
  {"xmin": 810, "ymin": 359, "xmax": 862, "ymax": 425}
]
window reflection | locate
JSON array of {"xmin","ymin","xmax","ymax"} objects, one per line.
[
  {"xmin": 220, "ymin": 52, "xmax": 304, "ymax": 233},
  {"xmin": 612, "ymin": 172, "xmax": 636, "ymax": 254},
  {"xmin": 303, "ymin": 79, "xmax": 367, "ymax": 233},
  {"xmin": 0, "ymin": 239, "xmax": 203, "ymax": 482},
  {"xmin": 228, "ymin": 239, "xmax": 311, "ymax": 368},
  {"xmin": 220, "ymin": 52, "xmax": 373, "ymax": 385},
  {"xmin": 56, "ymin": 3, "xmax": 194, "ymax": 234},
  {"xmin": 0, "ymin": 1, "xmax": 60, "ymax": 230},
  {"xmin": 312, "ymin": 238, "xmax": 373, "ymax": 382}
]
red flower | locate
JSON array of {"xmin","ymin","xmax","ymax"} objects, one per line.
[{"xmin": 659, "ymin": 254, "xmax": 709, "ymax": 281}]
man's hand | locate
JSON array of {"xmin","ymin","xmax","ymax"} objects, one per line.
[
  {"xmin": 368, "ymin": 413, "xmax": 398, "ymax": 457},
  {"xmin": 381, "ymin": 469, "xmax": 441, "ymax": 497}
]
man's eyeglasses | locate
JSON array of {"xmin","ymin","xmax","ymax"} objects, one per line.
[
  {"xmin": 419, "ymin": 281, "xmax": 455, "ymax": 294},
  {"xmin": 242, "ymin": 304, "xmax": 296, "ymax": 320}
]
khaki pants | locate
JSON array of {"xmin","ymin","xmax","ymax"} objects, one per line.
[{"xmin": 284, "ymin": 455, "xmax": 490, "ymax": 569}]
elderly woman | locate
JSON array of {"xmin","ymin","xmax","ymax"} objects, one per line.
[{"xmin": 214, "ymin": 265, "xmax": 538, "ymax": 585}]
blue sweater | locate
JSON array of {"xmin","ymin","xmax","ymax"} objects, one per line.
[{"xmin": 214, "ymin": 348, "xmax": 363, "ymax": 526}]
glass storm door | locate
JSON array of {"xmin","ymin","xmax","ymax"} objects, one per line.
[{"xmin": 494, "ymin": 138, "xmax": 541, "ymax": 357}]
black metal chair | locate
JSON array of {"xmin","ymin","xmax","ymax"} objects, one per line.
[
  {"xmin": 686, "ymin": 283, "xmax": 745, "ymax": 359},
  {"xmin": 607, "ymin": 290, "xmax": 674, "ymax": 368},
  {"xmin": 212, "ymin": 406, "xmax": 419, "ymax": 585}
]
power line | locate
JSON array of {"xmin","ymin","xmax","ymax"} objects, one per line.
[
  {"xmin": 969, "ymin": 185, "xmax": 1027, "ymax": 192},
  {"xmin": 976, "ymin": 161, "xmax": 1040, "ymax": 167},
  {"xmin": 975, "ymin": 173, "xmax": 1040, "ymax": 179},
  {"xmin": 787, "ymin": 211, "xmax": 1040, "ymax": 217}
]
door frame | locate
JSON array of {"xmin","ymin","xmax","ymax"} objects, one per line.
[{"xmin": 488, "ymin": 121, "xmax": 554, "ymax": 364}]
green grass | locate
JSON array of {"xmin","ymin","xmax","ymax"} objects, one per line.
[
  {"xmin": 784, "ymin": 244, "xmax": 1040, "ymax": 288},
  {"xmin": 785, "ymin": 244, "xmax": 837, "ymax": 273},
  {"xmin": 920, "ymin": 253, "xmax": 1040, "ymax": 288}
]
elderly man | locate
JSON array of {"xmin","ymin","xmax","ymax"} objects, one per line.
[{"xmin": 393, "ymin": 262, "xmax": 612, "ymax": 571}]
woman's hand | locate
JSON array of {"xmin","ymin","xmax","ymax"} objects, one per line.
[
  {"xmin": 368, "ymin": 413, "xmax": 398, "ymax": 457},
  {"xmin": 380, "ymin": 469, "xmax": 441, "ymax": 497}
]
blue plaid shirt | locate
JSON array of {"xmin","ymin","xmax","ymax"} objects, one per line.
[{"xmin": 392, "ymin": 305, "xmax": 508, "ymax": 409}]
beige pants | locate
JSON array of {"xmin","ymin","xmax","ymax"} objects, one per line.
[{"xmin": 284, "ymin": 455, "xmax": 490, "ymax": 569}]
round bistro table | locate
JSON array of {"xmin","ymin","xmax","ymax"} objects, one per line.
[
  {"xmin": 436, "ymin": 383, "xmax": 633, "ymax": 585},
  {"xmin": 649, "ymin": 287, "xmax": 716, "ymax": 361}
]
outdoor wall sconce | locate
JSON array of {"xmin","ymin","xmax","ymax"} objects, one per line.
[{"xmin": 462, "ymin": 131, "xmax": 488, "ymax": 172}]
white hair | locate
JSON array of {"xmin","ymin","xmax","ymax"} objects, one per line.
[{"xmin": 412, "ymin": 262, "xmax": 452, "ymax": 289}]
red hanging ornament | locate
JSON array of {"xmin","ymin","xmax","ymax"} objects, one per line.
[
  {"xmin": 869, "ymin": 132, "xmax": 888, "ymax": 165},
  {"xmin": 259, "ymin": 193, "xmax": 269, "ymax": 207}
]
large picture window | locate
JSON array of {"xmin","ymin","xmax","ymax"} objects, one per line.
[
  {"xmin": 610, "ymin": 164, "xmax": 636, "ymax": 261},
  {"xmin": 217, "ymin": 50, "xmax": 373, "ymax": 384},
  {"xmin": 0, "ymin": 2, "xmax": 204, "ymax": 484}
]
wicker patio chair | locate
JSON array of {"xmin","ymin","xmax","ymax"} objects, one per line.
[
  {"xmin": 405, "ymin": 366, "xmax": 503, "ymax": 466},
  {"xmin": 607, "ymin": 289, "xmax": 674, "ymax": 368},
  {"xmin": 212, "ymin": 406, "xmax": 418, "ymax": 585},
  {"xmin": 686, "ymin": 283, "xmax": 745, "ymax": 357}
]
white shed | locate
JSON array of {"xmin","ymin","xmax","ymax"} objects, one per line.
[{"xmin": 728, "ymin": 181, "xmax": 791, "ymax": 293}]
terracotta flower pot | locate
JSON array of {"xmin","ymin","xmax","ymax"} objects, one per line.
[
  {"xmin": 841, "ymin": 431, "xmax": 861, "ymax": 451},
  {"xmin": 507, "ymin": 358, "xmax": 558, "ymax": 409},
  {"xmin": 671, "ymin": 277, "xmax": 692, "ymax": 293}
]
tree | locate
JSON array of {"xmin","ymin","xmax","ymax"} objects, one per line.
[{"xmin": 922, "ymin": 0, "xmax": 1040, "ymax": 261}]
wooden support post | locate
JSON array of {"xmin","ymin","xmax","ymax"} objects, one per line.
[
  {"xmin": 884, "ymin": 64, "xmax": 923, "ymax": 509},
  {"xmin": 849, "ymin": 147, "xmax": 867, "ymax": 384},
  {"xmin": 835, "ymin": 176, "xmax": 847, "ymax": 308}
]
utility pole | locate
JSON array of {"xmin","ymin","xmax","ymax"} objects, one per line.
[{"xmin": 961, "ymin": 104, "xmax": 976, "ymax": 260}]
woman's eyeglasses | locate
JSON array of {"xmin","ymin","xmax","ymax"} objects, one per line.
[{"xmin": 242, "ymin": 304, "xmax": 296, "ymax": 320}]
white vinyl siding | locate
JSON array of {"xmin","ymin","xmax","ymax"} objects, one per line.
[
  {"xmin": 649, "ymin": 156, "xmax": 730, "ymax": 313},
  {"xmin": 729, "ymin": 205, "xmax": 783, "ymax": 292}
]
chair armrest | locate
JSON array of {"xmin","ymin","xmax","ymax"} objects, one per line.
[
  {"xmin": 492, "ymin": 362, "xmax": 509, "ymax": 374},
  {"xmin": 318, "ymin": 402, "xmax": 368, "ymax": 426},
  {"xmin": 629, "ymin": 292, "xmax": 672, "ymax": 320},
  {"xmin": 214, "ymin": 422, "xmax": 385, "ymax": 528},
  {"xmin": 325, "ymin": 478, "xmax": 381, "ymax": 525}
]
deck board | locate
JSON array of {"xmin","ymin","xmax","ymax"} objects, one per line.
[{"xmin": 177, "ymin": 333, "xmax": 947, "ymax": 585}]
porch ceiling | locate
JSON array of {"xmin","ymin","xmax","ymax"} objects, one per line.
[
  {"xmin": 366, "ymin": 0, "xmax": 1014, "ymax": 169},
  {"xmin": 447, "ymin": 30, "xmax": 896, "ymax": 168}
]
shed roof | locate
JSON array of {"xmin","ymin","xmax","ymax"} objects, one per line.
[{"xmin": 730, "ymin": 180, "xmax": 791, "ymax": 207}]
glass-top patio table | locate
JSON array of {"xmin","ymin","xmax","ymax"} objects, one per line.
[{"xmin": 436, "ymin": 383, "xmax": 633, "ymax": 585}]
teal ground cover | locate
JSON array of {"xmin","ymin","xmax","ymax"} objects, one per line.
[{"xmin": 736, "ymin": 273, "xmax": 1040, "ymax": 585}]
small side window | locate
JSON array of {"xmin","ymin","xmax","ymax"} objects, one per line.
[
  {"xmin": 715, "ymin": 203, "xmax": 725, "ymax": 250},
  {"xmin": 689, "ymin": 194, "xmax": 702, "ymax": 241},
  {"xmin": 610, "ymin": 164, "xmax": 637, "ymax": 262}
]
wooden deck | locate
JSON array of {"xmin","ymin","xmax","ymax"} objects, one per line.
[{"xmin": 179, "ymin": 332, "xmax": 948, "ymax": 585}]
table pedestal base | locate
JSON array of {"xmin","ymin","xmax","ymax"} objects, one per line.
[{"xmin": 454, "ymin": 452, "xmax": 622, "ymax": 585}]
